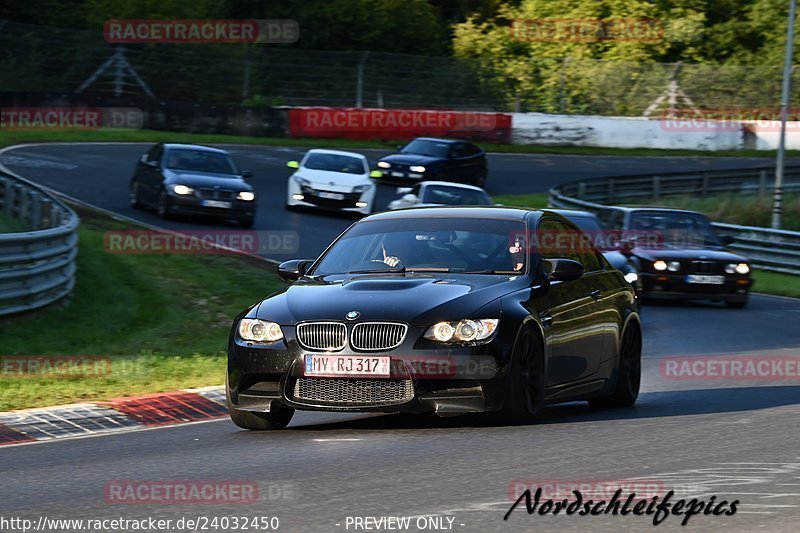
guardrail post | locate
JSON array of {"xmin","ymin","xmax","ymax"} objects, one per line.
[
  {"xmin": 607, "ymin": 178, "xmax": 615, "ymax": 203},
  {"xmin": 701, "ymin": 172, "xmax": 709, "ymax": 196},
  {"xmin": 652, "ymin": 176, "xmax": 661, "ymax": 200},
  {"xmin": 759, "ymin": 170, "xmax": 768, "ymax": 196},
  {"xmin": 41, "ymin": 198, "xmax": 52, "ymax": 228},
  {"xmin": 31, "ymin": 193, "xmax": 43, "ymax": 230},
  {"xmin": 577, "ymin": 182, "xmax": 586, "ymax": 199},
  {"xmin": 10, "ymin": 183, "xmax": 22, "ymax": 219}
]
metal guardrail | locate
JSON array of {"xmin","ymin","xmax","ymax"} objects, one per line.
[
  {"xmin": 548, "ymin": 165, "xmax": 800, "ymax": 274},
  {"xmin": 0, "ymin": 171, "xmax": 79, "ymax": 316}
]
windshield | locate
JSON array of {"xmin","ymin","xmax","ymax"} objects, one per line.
[
  {"xmin": 628, "ymin": 211, "xmax": 722, "ymax": 248},
  {"xmin": 421, "ymin": 185, "xmax": 492, "ymax": 205},
  {"xmin": 165, "ymin": 149, "xmax": 239, "ymax": 175},
  {"xmin": 311, "ymin": 217, "xmax": 527, "ymax": 275},
  {"xmin": 400, "ymin": 139, "xmax": 451, "ymax": 158},
  {"xmin": 303, "ymin": 153, "xmax": 365, "ymax": 174}
]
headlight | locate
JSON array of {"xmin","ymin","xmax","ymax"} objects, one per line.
[
  {"xmin": 409, "ymin": 165, "xmax": 426, "ymax": 173},
  {"xmin": 377, "ymin": 161, "xmax": 391, "ymax": 169},
  {"xmin": 172, "ymin": 184, "xmax": 193, "ymax": 195},
  {"xmin": 353, "ymin": 184, "xmax": 371, "ymax": 193},
  {"xmin": 237, "ymin": 191, "xmax": 255, "ymax": 201},
  {"xmin": 667, "ymin": 261, "xmax": 681, "ymax": 272},
  {"xmin": 624, "ymin": 272, "xmax": 639, "ymax": 284},
  {"xmin": 294, "ymin": 176, "xmax": 311, "ymax": 187},
  {"xmin": 424, "ymin": 319, "xmax": 499, "ymax": 343},
  {"xmin": 238, "ymin": 319, "xmax": 283, "ymax": 343},
  {"xmin": 725, "ymin": 263, "xmax": 750, "ymax": 275},
  {"xmin": 653, "ymin": 260, "xmax": 668, "ymax": 271}
]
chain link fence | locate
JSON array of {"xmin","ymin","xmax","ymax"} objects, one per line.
[{"xmin": 1, "ymin": 19, "xmax": 799, "ymax": 115}]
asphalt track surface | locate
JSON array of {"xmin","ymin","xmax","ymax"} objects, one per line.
[{"xmin": 2, "ymin": 144, "xmax": 800, "ymax": 532}]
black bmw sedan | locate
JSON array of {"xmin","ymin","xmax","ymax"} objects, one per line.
[
  {"xmin": 597, "ymin": 207, "xmax": 753, "ymax": 307},
  {"xmin": 129, "ymin": 143, "xmax": 257, "ymax": 227},
  {"xmin": 227, "ymin": 207, "xmax": 641, "ymax": 429},
  {"xmin": 375, "ymin": 137, "xmax": 488, "ymax": 187}
]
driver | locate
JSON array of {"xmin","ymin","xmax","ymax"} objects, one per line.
[{"xmin": 381, "ymin": 232, "xmax": 415, "ymax": 267}]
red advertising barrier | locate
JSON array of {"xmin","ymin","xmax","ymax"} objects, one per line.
[{"xmin": 288, "ymin": 107, "xmax": 512, "ymax": 143}]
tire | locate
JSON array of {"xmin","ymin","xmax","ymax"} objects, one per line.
[
  {"xmin": 226, "ymin": 373, "xmax": 294, "ymax": 430},
  {"xmin": 129, "ymin": 182, "xmax": 143, "ymax": 209},
  {"xmin": 500, "ymin": 327, "xmax": 545, "ymax": 424},
  {"xmin": 589, "ymin": 321, "xmax": 642, "ymax": 408},
  {"xmin": 238, "ymin": 217, "xmax": 254, "ymax": 228},
  {"xmin": 473, "ymin": 172, "xmax": 487, "ymax": 188},
  {"xmin": 157, "ymin": 191, "xmax": 173, "ymax": 220}
]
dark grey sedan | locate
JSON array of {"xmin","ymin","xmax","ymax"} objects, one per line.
[{"xmin": 130, "ymin": 143, "xmax": 257, "ymax": 227}]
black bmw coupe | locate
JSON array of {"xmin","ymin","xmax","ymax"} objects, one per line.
[{"xmin": 227, "ymin": 207, "xmax": 641, "ymax": 429}]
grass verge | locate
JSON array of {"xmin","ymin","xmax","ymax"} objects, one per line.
[
  {"xmin": 751, "ymin": 270, "xmax": 800, "ymax": 298},
  {"xmin": 633, "ymin": 193, "xmax": 800, "ymax": 231},
  {"xmin": 2, "ymin": 128, "xmax": 799, "ymax": 158},
  {"xmin": 0, "ymin": 205, "xmax": 285, "ymax": 411}
]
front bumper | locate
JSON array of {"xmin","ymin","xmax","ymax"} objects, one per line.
[
  {"xmin": 287, "ymin": 182, "xmax": 374, "ymax": 215},
  {"xmin": 227, "ymin": 324, "xmax": 511, "ymax": 416},
  {"xmin": 169, "ymin": 194, "xmax": 255, "ymax": 219},
  {"xmin": 640, "ymin": 272, "xmax": 752, "ymax": 301},
  {"xmin": 375, "ymin": 169, "xmax": 426, "ymax": 184}
]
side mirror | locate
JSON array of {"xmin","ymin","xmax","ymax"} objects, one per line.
[
  {"xmin": 396, "ymin": 145, "xmax": 404, "ymax": 151},
  {"xmin": 369, "ymin": 170, "xmax": 383, "ymax": 178},
  {"xmin": 396, "ymin": 187, "xmax": 412, "ymax": 194},
  {"xmin": 402, "ymin": 194, "xmax": 418, "ymax": 203},
  {"xmin": 277, "ymin": 259, "xmax": 314, "ymax": 282},
  {"xmin": 720, "ymin": 235, "xmax": 734, "ymax": 246},
  {"xmin": 287, "ymin": 161, "xmax": 300, "ymax": 169},
  {"xmin": 546, "ymin": 258, "xmax": 584, "ymax": 282},
  {"xmin": 241, "ymin": 170, "xmax": 253, "ymax": 178},
  {"xmin": 145, "ymin": 160, "xmax": 159, "ymax": 169}
]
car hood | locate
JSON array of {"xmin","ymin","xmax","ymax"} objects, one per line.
[
  {"xmin": 633, "ymin": 245, "xmax": 748, "ymax": 262},
  {"xmin": 164, "ymin": 171, "xmax": 251, "ymax": 191},
  {"xmin": 255, "ymin": 273, "xmax": 529, "ymax": 325},
  {"xmin": 295, "ymin": 169, "xmax": 370, "ymax": 188},
  {"xmin": 380, "ymin": 154, "xmax": 443, "ymax": 166}
]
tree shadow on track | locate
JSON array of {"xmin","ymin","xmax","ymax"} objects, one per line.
[{"xmin": 281, "ymin": 385, "xmax": 800, "ymax": 432}]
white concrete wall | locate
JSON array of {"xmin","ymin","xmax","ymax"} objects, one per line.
[
  {"xmin": 511, "ymin": 112, "xmax": 745, "ymax": 150},
  {"xmin": 746, "ymin": 123, "xmax": 800, "ymax": 150}
]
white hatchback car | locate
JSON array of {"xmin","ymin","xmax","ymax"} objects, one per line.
[
  {"xmin": 387, "ymin": 181, "xmax": 493, "ymax": 210},
  {"xmin": 286, "ymin": 149, "xmax": 380, "ymax": 215}
]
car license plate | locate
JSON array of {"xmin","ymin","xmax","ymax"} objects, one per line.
[
  {"xmin": 390, "ymin": 171, "xmax": 404, "ymax": 177},
  {"xmin": 685, "ymin": 274, "xmax": 725, "ymax": 284},
  {"xmin": 318, "ymin": 191, "xmax": 345, "ymax": 200},
  {"xmin": 201, "ymin": 199, "xmax": 232, "ymax": 209},
  {"xmin": 304, "ymin": 355, "xmax": 390, "ymax": 377}
]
